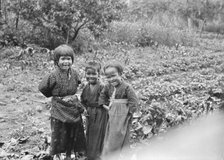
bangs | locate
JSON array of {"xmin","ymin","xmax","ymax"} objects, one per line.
[
  {"xmin": 103, "ymin": 61, "xmax": 123, "ymax": 75},
  {"xmin": 53, "ymin": 44, "xmax": 74, "ymax": 63}
]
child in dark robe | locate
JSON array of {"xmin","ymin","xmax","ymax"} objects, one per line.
[
  {"xmin": 38, "ymin": 44, "xmax": 86, "ymax": 160},
  {"xmin": 81, "ymin": 61, "xmax": 107, "ymax": 160},
  {"xmin": 98, "ymin": 61, "xmax": 139, "ymax": 158}
]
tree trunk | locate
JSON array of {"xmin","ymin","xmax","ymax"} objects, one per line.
[
  {"xmin": 71, "ymin": 21, "xmax": 89, "ymax": 41},
  {"xmin": 0, "ymin": 0, "xmax": 2, "ymax": 18},
  {"xmin": 15, "ymin": 14, "xmax": 19, "ymax": 29},
  {"xmin": 0, "ymin": 0, "xmax": 3, "ymax": 26},
  {"xmin": 16, "ymin": 0, "xmax": 21, "ymax": 29},
  {"xmin": 71, "ymin": 25, "xmax": 84, "ymax": 41},
  {"xmin": 66, "ymin": 30, "xmax": 69, "ymax": 44},
  {"xmin": 72, "ymin": 29, "xmax": 79, "ymax": 41},
  {"xmin": 188, "ymin": 17, "xmax": 194, "ymax": 32},
  {"xmin": 199, "ymin": 20, "xmax": 206, "ymax": 38},
  {"xmin": 4, "ymin": 0, "xmax": 8, "ymax": 24}
]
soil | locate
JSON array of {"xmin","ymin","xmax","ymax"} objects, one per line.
[{"xmin": 0, "ymin": 67, "xmax": 52, "ymax": 159}]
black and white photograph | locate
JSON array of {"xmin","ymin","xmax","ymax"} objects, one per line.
[{"xmin": 0, "ymin": 0, "xmax": 224, "ymax": 160}]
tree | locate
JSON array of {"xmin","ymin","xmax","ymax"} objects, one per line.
[
  {"xmin": 0, "ymin": 0, "xmax": 125, "ymax": 49},
  {"xmin": 18, "ymin": 0, "xmax": 125, "ymax": 46}
]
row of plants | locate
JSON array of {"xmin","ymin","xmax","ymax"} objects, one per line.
[{"xmin": 1, "ymin": 43, "xmax": 224, "ymax": 147}]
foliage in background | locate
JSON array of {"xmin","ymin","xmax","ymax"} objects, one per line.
[
  {"xmin": 125, "ymin": 0, "xmax": 224, "ymax": 23},
  {"xmin": 1, "ymin": 0, "xmax": 224, "ymax": 50},
  {"xmin": 103, "ymin": 0, "xmax": 224, "ymax": 49},
  {"xmin": 0, "ymin": 0, "xmax": 126, "ymax": 50},
  {"xmin": 105, "ymin": 21, "xmax": 195, "ymax": 48}
]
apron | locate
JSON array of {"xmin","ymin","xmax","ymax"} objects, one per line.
[{"xmin": 102, "ymin": 99, "xmax": 131, "ymax": 157}]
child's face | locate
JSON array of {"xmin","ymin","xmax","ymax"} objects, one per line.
[
  {"xmin": 86, "ymin": 68, "xmax": 99, "ymax": 84},
  {"xmin": 104, "ymin": 67, "xmax": 122, "ymax": 87},
  {"xmin": 58, "ymin": 56, "xmax": 72, "ymax": 71}
]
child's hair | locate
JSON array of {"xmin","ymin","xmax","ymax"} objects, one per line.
[
  {"xmin": 85, "ymin": 61, "xmax": 101, "ymax": 73},
  {"xmin": 103, "ymin": 60, "xmax": 123, "ymax": 75},
  {"xmin": 53, "ymin": 44, "xmax": 74, "ymax": 65}
]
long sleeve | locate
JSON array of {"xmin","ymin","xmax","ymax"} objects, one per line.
[
  {"xmin": 126, "ymin": 85, "xmax": 139, "ymax": 114},
  {"xmin": 38, "ymin": 73, "xmax": 56, "ymax": 97},
  {"xmin": 74, "ymin": 70, "xmax": 81, "ymax": 85},
  {"xmin": 80, "ymin": 86, "xmax": 87, "ymax": 108},
  {"xmin": 98, "ymin": 85, "xmax": 110, "ymax": 106}
]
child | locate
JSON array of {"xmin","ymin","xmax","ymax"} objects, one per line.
[
  {"xmin": 98, "ymin": 61, "xmax": 139, "ymax": 157},
  {"xmin": 81, "ymin": 61, "xmax": 107, "ymax": 160},
  {"xmin": 38, "ymin": 44, "xmax": 86, "ymax": 160}
]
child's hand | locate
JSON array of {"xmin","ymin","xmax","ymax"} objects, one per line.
[
  {"xmin": 62, "ymin": 95, "xmax": 78, "ymax": 102},
  {"xmin": 62, "ymin": 95, "xmax": 73, "ymax": 101},
  {"xmin": 83, "ymin": 109, "xmax": 89, "ymax": 117},
  {"xmin": 102, "ymin": 105, "xmax": 110, "ymax": 110}
]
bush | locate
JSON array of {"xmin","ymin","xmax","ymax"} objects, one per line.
[
  {"xmin": 28, "ymin": 28, "xmax": 65, "ymax": 50},
  {"xmin": 69, "ymin": 28, "xmax": 95, "ymax": 54},
  {"xmin": 105, "ymin": 21, "xmax": 139, "ymax": 45},
  {"xmin": 0, "ymin": 21, "xmax": 96, "ymax": 52},
  {"xmin": 0, "ymin": 20, "xmax": 33, "ymax": 47},
  {"xmin": 203, "ymin": 23, "xmax": 224, "ymax": 35},
  {"xmin": 106, "ymin": 21, "xmax": 195, "ymax": 48}
]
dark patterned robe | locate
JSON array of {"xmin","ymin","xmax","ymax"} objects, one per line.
[
  {"xmin": 38, "ymin": 67, "xmax": 86, "ymax": 155},
  {"xmin": 98, "ymin": 81, "xmax": 138, "ymax": 156},
  {"xmin": 81, "ymin": 81, "xmax": 107, "ymax": 160}
]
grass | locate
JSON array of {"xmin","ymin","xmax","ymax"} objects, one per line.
[{"xmin": 105, "ymin": 18, "xmax": 196, "ymax": 49}]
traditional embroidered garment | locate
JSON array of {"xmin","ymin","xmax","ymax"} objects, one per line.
[
  {"xmin": 98, "ymin": 81, "xmax": 138, "ymax": 157},
  {"xmin": 81, "ymin": 82, "xmax": 107, "ymax": 160},
  {"xmin": 38, "ymin": 67, "xmax": 86, "ymax": 155}
]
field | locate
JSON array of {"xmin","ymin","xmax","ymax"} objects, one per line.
[{"xmin": 0, "ymin": 32, "xmax": 224, "ymax": 159}]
